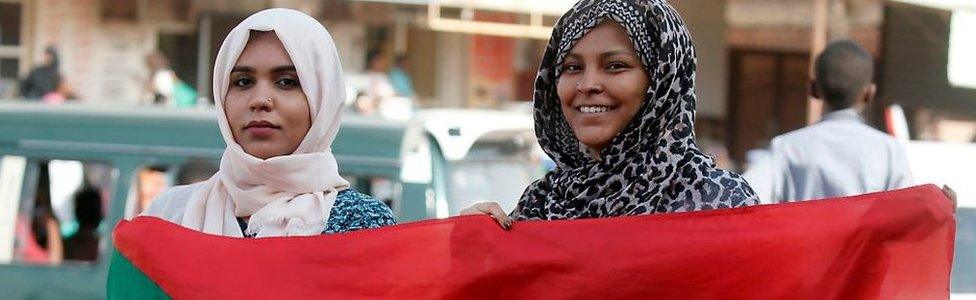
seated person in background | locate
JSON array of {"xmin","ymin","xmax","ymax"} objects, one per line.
[
  {"xmin": 64, "ymin": 186, "xmax": 103, "ymax": 261},
  {"xmin": 136, "ymin": 166, "xmax": 168, "ymax": 214}
]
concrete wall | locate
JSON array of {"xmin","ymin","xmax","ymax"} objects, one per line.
[
  {"xmin": 329, "ymin": 22, "xmax": 368, "ymax": 74},
  {"xmin": 435, "ymin": 32, "xmax": 468, "ymax": 108},
  {"xmin": 20, "ymin": 0, "xmax": 732, "ymax": 112},
  {"xmin": 726, "ymin": 0, "xmax": 884, "ymax": 55},
  {"xmin": 32, "ymin": 0, "xmax": 156, "ymax": 104},
  {"xmin": 672, "ymin": 0, "xmax": 729, "ymax": 118},
  {"xmin": 728, "ymin": 0, "xmax": 882, "ymax": 28}
]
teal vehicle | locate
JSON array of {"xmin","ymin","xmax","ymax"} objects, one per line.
[{"xmin": 0, "ymin": 102, "xmax": 541, "ymax": 299}]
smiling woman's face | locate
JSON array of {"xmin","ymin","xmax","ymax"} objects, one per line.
[
  {"xmin": 557, "ymin": 21, "xmax": 650, "ymax": 155},
  {"xmin": 224, "ymin": 31, "xmax": 311, "ymax": 160}
]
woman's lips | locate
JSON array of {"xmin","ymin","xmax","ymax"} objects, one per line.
[
  {"xmin": 244, "ymin": 120, "xmax": 280, "ymax": 138},
  {"xmin": 576, "ymin": 105, "xmax": 618, "ymax": 115},
  {"xmin": 245, "ymin": 126, "xmax": 278, "ymax": 138}
]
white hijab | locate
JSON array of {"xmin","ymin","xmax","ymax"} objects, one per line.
[{"xmin": 180, "ymin": 8, "xmax": 349, "ymax": 238}]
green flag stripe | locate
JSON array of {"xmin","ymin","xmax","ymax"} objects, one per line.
[{"xmin": 107, "ymin": 250, "xmax": 170, "ymax": 299}]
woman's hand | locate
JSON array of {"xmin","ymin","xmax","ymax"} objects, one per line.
[
  {"xmin": 943, "ymin": 185, "xmax": 958, "ymax": 213},
  {"xmin": 459, "ymin": 202, "xmax": 512, "ymax": 230}
]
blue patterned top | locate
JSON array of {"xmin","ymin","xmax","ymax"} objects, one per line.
[{"xmin": 236, "ymin": 189, "xmax": 396, "ymax": 237}]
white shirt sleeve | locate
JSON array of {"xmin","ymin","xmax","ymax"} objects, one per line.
[
  {"xmin": 742, "ymin": 151, "xmax": 775, "ymax": 205},
  {"xmin": 888, "ymin": 141, "xmax": 915, "ymax": 189},
  {"xmin": 768, "ymin": 137, "xmax": 795, "ymax": 203}
]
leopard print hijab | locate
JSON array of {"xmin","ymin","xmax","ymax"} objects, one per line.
[{"xmin": 511, "ymin": 0, "xmax": 758, "ymax": 220}]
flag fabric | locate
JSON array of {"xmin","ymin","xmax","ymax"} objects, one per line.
[{"xmin": 110, "ymin": 184, "xmax": 955, "ymax": 299}]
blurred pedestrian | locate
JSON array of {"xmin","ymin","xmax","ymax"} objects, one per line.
[
  {"xmin": 135, "ymin": 166, "xmax": 168, "ymax": 214},
  {"xmin": 145, "ymin": 52, "xmax": 197, "ymax": 107},
  {"xmin": 461, "ymin": 0, "xmax": 759, "ymax": 227},
  {"xmin": 63, "ymin": 186, "xmax": 103, "ymax": 261},
  {"xmin": 22, "ymin": 162, "xmax": 63, "ymax": 265},
  {"xmin": 759, "ymin": 40, "xmax": 913, "ymax": 203},
  {"xmin": 20, "ymin": 46, "xmax": 62, "ymax": 100},
  {"xmin": 388, "ymin": 54, "xmax": 415, "ymax": 98},
  {"xmin": 352, "ymin": 90, "xmax": 377, "ymax": 115},
  {"xmin": 364, "ymin": 50, "xmax": 394, "ymax": 107},
  {"xmin": 41, "ymin": 80, "xmax": 78, "ymax": 104}
]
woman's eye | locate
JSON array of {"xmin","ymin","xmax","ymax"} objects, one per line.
[
  {"xmin": 562, "ymin": 64, "xmax": 582, "ymax": 73},
  {"xmin": 276, "ymin": 77, "xmax": 300, "ymax": 87},
  {"xmin": 232, "ymin": 77, "xmax": 253, "ymax": 87},
  {"xmin": 606, "ymin": 62, "xmax": 628, "ymax": 71}
]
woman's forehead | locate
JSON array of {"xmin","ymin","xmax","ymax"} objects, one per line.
[
  {"xmin": 570, "ymin": 22, "xmax": 634, "ymax": 52},
  {"xmin": 566, "ymin": 21, "xmax": 638, "ymax": 57},
  {"xmin": 235, "ymin": 31, "xmax": 294, "ymax": 69}
]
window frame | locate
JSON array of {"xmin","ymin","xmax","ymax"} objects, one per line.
[
  {"xmin": 0, "ymin": 0, "xmax": 33, "ymax": 98},
  {"xmin": 0, "ymin": 155, "xmax": 27, "ymax": 264},
  {"xmin": 0, "ymin": 0, "xmax": 37, "ymax": 99},
  {"xmin": 0, "ymin": 155, "xmax": 118, "ymax": 267}
]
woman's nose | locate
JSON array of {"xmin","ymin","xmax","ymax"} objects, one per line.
[
  {"xmin": 247, "ymin": 86, "xmax": 275, "ymax": 111},
  {"xmin": 576, "ymin": 72, "xmax": 604, "ymax": 95}
]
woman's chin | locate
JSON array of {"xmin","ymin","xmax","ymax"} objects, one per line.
[
  {"xmin": 242, "ymin": 146, "xmax": 283, "ymax": 160},
  {"xmin": 577, "ymin": 137, "xmax": 610, "ymax": 151}
]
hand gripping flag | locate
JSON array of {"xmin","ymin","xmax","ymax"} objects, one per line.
[{"xmin": 110, "ymin": 184, "xmax": 955, "ymax": 299}]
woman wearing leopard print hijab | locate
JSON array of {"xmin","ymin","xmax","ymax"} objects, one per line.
[{"xmin": 463, "ymin": 0, "xmax": 758, "ymax": 226}]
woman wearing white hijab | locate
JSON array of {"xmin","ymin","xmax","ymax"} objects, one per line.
[
  {"xmin": 108, "ymin": 9, "xmax": 395, "ymax": 297},
  {"xmin": 140, "ymin": 8, "xmax": 395, "ymax": 238}
]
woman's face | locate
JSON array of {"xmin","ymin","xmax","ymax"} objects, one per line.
[
  {"xmin": 224, "ymin": 31, "xmax": 311, "ymax": 160},
  {"xmin": 557, "ymin": 21, "xmax": 650, "ymax": 154}
]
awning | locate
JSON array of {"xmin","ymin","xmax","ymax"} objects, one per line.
[
  {"xmin": 890, "ymin": 0, "xmax": 976, "ymax": 11},
  {"xmin": 350, "ymin": 0, "xmax": 575, "ymax": 15},
  {"xmin": 350, "ymin": 0, "xmax": 577, "ymax": 39}
]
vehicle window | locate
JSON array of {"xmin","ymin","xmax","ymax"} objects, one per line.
[
  {"xmin": 444, "ymin": 137, "xmax": 543, "ymax": 216},
  {"xmin": 346, "ymin": 175, "xmax": 398, "ymax": 210},
  {"xmin": 0, "ymin": 156, "xmax": 28, "ymax": 264},
  {"xmin": 2, "ymin": 158, "xmax": 115, "ymax": 266},
  {"xmin": 368, "ymin": 177, "xmax": 398, "ymax": 209},
  {"xmin": 126, "ymin": 159, "xmax": 217, "ymax": 218},
  {"xmin": 134, "ymin": 165, "xmax": 170, "ymax": 216}
]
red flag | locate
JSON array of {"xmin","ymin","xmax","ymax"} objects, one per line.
[{"xmin": 113, "ymin": 184, "xmax": 955, "ymax": 299}]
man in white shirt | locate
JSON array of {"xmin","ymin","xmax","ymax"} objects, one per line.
[{"xmin": 746, "ymin": 40, "xmax": 914, "ymax": 203}]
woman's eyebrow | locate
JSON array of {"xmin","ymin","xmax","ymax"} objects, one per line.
[
  {"xmin": 229, "ymin": 66, "xmax": 296, "ymax": 73},
  {"xmin": 271, "ymin": 65, "xmax": 297, "ymax": 73},
  {"xmin": 601, "ymin": 50, "xmax": 636, "ymax": 59},
  {"xmin": 231, "ymin": 66, "xmax": 254, "ymax": 73},
  {"xmin": 564, "ymin": 50, "xmax": 636, "ymax": 61}
]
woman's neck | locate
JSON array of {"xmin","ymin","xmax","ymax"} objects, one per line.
[{"xmin": 588, "ymin": 147, "xmax": 602, "ymax": 161}]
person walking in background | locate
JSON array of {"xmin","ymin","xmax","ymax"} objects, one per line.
[
  {"xmin": 144, "ymin": 52, "xmax": 197, "ymax": 107},
  {"xmin": 388, "ymin": 54, "xmax": 415, "ymax": 98},
  {"xmin": 20, "ymin": 46, "xmax": 62, "ymax": 100},
  {"xmin": 747, "ymin": 40, "xmax": 913, "ymax": 203}
]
